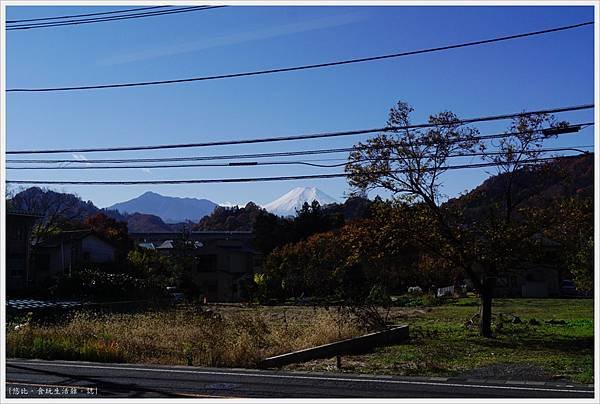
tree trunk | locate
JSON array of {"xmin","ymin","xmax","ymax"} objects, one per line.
[{"xmin": 479, "ymin": 277, "xmax": 496, "ymax": 338}]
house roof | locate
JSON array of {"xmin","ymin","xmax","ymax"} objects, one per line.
[
  {"xmin": 154, "ymin": 240, "xmax": 204, "ymax": 250},
  {"xmin": 34, "ymin": 229, "xmax": 117, "ymax": 249},
  {"xmin": 156, "ymin": 240, "xmax": 174, "ymax": 249}
]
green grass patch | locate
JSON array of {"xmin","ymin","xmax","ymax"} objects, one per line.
[{"xmin": 285, "ymin": 298, "xmax": 594, "ymax": 384}]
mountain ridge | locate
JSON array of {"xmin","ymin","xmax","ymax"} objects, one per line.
[
  {"xmin": 8, "ymin": 154, "xmax": 593, "ymax": 234},
  {"xmin": 107, "ymin": 191, "xmax": 218, "ymax": 223}
]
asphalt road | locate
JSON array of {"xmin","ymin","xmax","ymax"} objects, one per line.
[{"xmin": 5, "ymin": 359, "xmax": 595, "ymax": 398}]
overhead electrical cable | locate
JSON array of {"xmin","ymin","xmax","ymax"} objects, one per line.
[
  {"xmin": 6, "ymin": 6, "xmax": 225, "ymax": 30},
  {"xmin": 6, "ymin": 6, "xmax": 171, "ymax": 23},
  {"xmin": 6, "ymin": 123, "xmax": 593, "ymax": 164},
  {"xmin": 6, "ymin": 147, "xmax": 592, "ymax": 170},
  {"xmin": 6, "ymin": 21, "xmax": 593, "ymax": 91},
  {"xmin": 5, "ymin": 156, "xmax": 581, "ymax": 185},
  {"xmin": 5, "ymin": 105, "xmax": 593, "ymax": 155}
]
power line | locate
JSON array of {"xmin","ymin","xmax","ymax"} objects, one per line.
[
  {"xmin": 6, "ymin": 6, "xmax": 225, "ymax": 31},
  {"xmin": 7, "ymin": 6, "xmax": 225, "ymax": 30},
  {"xmin": 6, "ymin": 150, "xmax": 358, "ymax": 164},
  {"xmin": 7, "ymin": 21, "xmax": 593, "ymax": 91},
  {"xmin": 7, "ymin": 123, "xmax": 593, "ymax": 164},
  {"xmin": 6, "ymin": 160, "xmax": 339, "ymax": 170},
  {"xmin": 5, "ymin": 149, "xmax": 358, "ymax": 164},
  {"xmin": 5, "ymin": 160, "xmax": 338, "ymax": 170},
  {"xmin": 4, "ymin": 155, "xmax": 581, "ymax": 185},
  {"xmin": 6, "ymin": 147, "xmax": 593, "ymax": 170},
  {"xmin": 5, "ymin": 105, "xmax": 593, "ymax": 155},
  {"xmin": 6, "ymin": 6, "xmax": 171, "ymax": 23}
]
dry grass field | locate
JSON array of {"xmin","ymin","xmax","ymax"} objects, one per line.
[
  {"xmin": 6, "ymin": 298, "xmax": 594, "ymax": 383},
  {"xmin": 7, "ymin": 305, "xmax": 360, "ymax": 367}
]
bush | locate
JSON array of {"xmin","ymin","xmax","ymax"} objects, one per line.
[
  {"xmin": 392, "ymin": 293, "xmax": 444, "ymax": 307},
  {"xmin": 49, "ymin": 268, "xmax": 166, "ymax": 301}
]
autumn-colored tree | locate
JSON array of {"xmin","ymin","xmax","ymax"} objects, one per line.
[
  {"xmin": 253, "ymin": 200, "xmax": 344, "ymax": 255},
  {"xmin": 569, "ymin": 236, "xmax": 594, "ymax": 293},
  {"xmin": 83, "ymin": 213, "xmax": 133, "ymax": 261},
  {"xmin": 127, "ymin": 249, "xmax": 183, "ymax": 289},
  {"xmin": 259, "ymin": 200, "xmax": 424, "ymax": 329},
  {"xmin": 341, "ymin": 200, "xmax": 421, "ymax": 290},
  {"xmin": 346, "ymin": 101, "xmax": 569, "ymax": 337},
  {"xmin": 262, "ymin": 231, "xmax": 341, "ymax": 299},
  {"xmin": 260, "ymin": 199, "xmax": 422, "ymax": 301}
]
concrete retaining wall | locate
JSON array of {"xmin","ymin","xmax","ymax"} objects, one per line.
[{"xmin": 259, "ymin": 325, "xmax": 409, "ymax": 368}]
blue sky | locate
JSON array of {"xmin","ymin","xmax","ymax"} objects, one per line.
[{"xmin": 5, "ymin": 5, "xmax": 595, "ymax": 208}]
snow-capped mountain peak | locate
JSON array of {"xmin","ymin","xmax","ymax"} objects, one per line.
[{"xmin": 263, "ymin": 187, "xmax": 338, "ymax": 216}]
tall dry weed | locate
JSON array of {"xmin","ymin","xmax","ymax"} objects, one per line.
[{"xmin": 7, "ymin": 306, "xmax": 361, "ymax": 367}]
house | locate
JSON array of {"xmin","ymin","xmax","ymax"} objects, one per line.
[
  {"xmin": 32, "ymin": 230, "xmax": 118, "ymax": 285},
  {"xmin": 6, "ymin": 209, "xmax": 40, "ymax": 293},
  {"xmin": 130, "ymin": 231, "xmax": 261, "ymax": 302},
  {"xmin": 496, "ymin": 234, "xmax": 564, "ymax": 298},
  {"xmin": 494, "ymin": 267, "xmax": 561, "ymax": 298},
  {"xmin": 437, "ymin": 266, "xmax": 561, "ymax": 298}
]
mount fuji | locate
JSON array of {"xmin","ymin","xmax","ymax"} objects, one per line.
[{"xmin": 263, "ymin": 187, "xmax": 339, "ymax": 216}]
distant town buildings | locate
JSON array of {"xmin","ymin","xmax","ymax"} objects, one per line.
[{"xmin": 131, "ymin": 231, "xmax": 261, "ymax": 302}]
